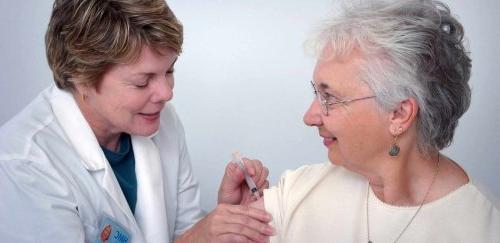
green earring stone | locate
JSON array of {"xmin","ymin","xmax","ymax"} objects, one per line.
[{"xmin": 389, "ymin": 144, "xmax": 400, "ymax": 156}]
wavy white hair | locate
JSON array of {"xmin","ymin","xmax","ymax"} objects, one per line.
[{"xmin": 309, "ymin": 0, "xmax": 472, "ymax": 153}]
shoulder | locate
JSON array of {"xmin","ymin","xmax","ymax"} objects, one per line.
[
  {"xmin": 432, "ymin": 180, "xmax": 500, "ymax": 223},
  {"xmin": 0, "ymin": 86, "xmax": 81, "ymax": 188},
  {"xmin": 467, "ymin": 181, "xmax": 500, "ymax": 212},
  {"xmin": 264, "ymin": 162, "xmax": 363, "ymax": 208},
  {"xmin": 276, "ymin": 162, "xmax": 361, "ymax": 190},
  {"xmin": 0, "ymin": 87, "xmax": 63, "ymax": 162},
  {"xmin": 278, "ymin": 162, "xmax": 332, "ymax": 185},
  {"xmin": 439, "ymin": 157, "xmax": 500, "ymax": 212},
  {"xmin": 434, "ymin": 181, "xmax": 500, "ymax": 237}
]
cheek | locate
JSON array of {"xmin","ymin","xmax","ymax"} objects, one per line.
[
  {"xmin": 345, "ymin": 118, "xmax": 388, "ymax": 158},
  {"xmin": 98, "ymin": 98, "xmax": 137, "ymax": 126},
  {"xmin": 107, "ymin": 99, "xmax": 130, "ymax": 115},
  {"xmin": 127, "ymin": 92, "xmax": 152, "ymax": 110},
  {"xmin": 322, "ymin": 114, "xmax": 342, "ymax": 134},
  {"xmin": 328, "ymin": 114, "xmax": 374, "ymax": 153},
  {"xmin": 116, "ymin": 95, "xmax": 147, "ymax": 114}
]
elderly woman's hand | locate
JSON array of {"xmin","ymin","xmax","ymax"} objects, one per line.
[
  {"xmin": 218, "ymin": 158, "xmax": 270, "ymax": 205},
  {"xmin": 175, "ymin": 204, "xmax": 274, "ymax": 243}
]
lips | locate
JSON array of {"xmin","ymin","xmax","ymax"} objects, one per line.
[
  {"xmin": 139, "ymin": 111, "xmax": 161, "ymax": 121},
  {"xmin": 323, "ymin": 137, "xmax": 337, "ymax": 147}
]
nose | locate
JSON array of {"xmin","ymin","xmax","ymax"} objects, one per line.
[
  {"xmin": 153, "ymin": 76, "xmax": 174, "ymax": 103},
  {"xmin": 303, "ymin": 98, "xmax": 323, "ymax": 127}
]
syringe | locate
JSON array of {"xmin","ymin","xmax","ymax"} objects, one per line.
[{"xmin": 232, "ymin": 151, "xmax": 260, "ymax": 200}]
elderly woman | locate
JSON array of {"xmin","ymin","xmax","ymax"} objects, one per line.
[
  {"xmin": 0, "ymin": 0, "xmax": 273, "ymax": 242},
  {"xmin": 251, "ymin": 0, "xmax": 500, "ymax": 242}
]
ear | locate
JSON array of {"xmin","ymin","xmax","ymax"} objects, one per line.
[
  {"xmin": 388, "ymin": 97, "xmax": 419, "ymax": 136},
  {"xmin": 73, "ymin": 82, "xmax": 85, "ymax": 94},
  {"xmin": 73, "ymin": 82, "xmax": 92, "ymax": 101}
]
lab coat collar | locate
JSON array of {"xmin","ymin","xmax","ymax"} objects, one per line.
[
  {"xmin": 50, "ymin": 86, "xmax": 135, "ymax": 220},
  {"xmin": 49, "ymin": 86, "xmax": 106, "ymax": 171}
]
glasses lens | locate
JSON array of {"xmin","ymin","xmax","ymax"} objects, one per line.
[
  {"xmin": 311, "ymin": 81, "xmax": 328, "ymax": 116},
  {"xmin": 316, "ymin": 92, "xmax": 328, "ymax": 115}
]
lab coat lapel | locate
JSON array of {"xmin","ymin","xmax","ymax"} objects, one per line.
[
  {"xmin": 50, "ymin": 86, "xmax": 105, "ymax": 171},
  {"xmin": 132, "ymin": 136, "xmax": 170, "ymax": 243},
  {"xmin": 50, "ymin": 86, "xmax": 137, "ymax": 223}
]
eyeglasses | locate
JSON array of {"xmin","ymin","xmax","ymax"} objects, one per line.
[{"xmin": 311, "ymin": 81, "xmax": 376, "ymax": 116}]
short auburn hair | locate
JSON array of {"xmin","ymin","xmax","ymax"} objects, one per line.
[{"xmin": 45, "ymin": 0, "xmax": 183, "ymax": 90}]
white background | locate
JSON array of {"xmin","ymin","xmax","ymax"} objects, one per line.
[{"xmin": 1, "ymin": 0, "xmax": 499, "ymax": 211}]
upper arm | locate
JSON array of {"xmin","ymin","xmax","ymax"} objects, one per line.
[{"xmin": 0, "ymin": 159, "xmax": 85, "ymax": 242}]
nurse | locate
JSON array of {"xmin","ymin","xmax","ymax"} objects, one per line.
[{"xmin": 0, "ymin": 0, "xmax": 273, "ymax": 242}]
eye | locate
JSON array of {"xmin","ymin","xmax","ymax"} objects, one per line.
[
  {"xmin": 135, "ymin": 83, "xmax": 148, "ymax": 88},
  {"xmin": 166, "ymin": 68, "xmax": 175, "ymax": 76},
  {"xmin": 134, "ymin": 74, "xmax": 154, "ymax": 88},
  {"xmin": 323, "ymin": 92, "xmax": 339, "ymax": 104},
  {"xmin": 135, "ymin": 80, "xmax": 149, "ymax": 88}
]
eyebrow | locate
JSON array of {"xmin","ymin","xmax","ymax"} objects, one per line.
[
  {"xmin": 316, "ymin": 81, "xmax": 344, "ymax": 98},
  {"xmin": 133, "ymin": 56, "xmax": 179, "ymax": 77},
  {"xmin": 318, "ymin": 82, "xmax": 330, "ymax": 90}
]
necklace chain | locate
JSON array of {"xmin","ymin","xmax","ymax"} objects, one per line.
[{"xmin": 366, "ymin": 154, "xmax": 440, "ymax": 243}]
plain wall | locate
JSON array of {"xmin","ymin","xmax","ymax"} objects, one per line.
[{"xmin": 1, "ymin": 0, "xmax": 498, "ymax": 212}]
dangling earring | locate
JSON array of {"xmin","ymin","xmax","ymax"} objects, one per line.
[
  {"xmin": 389, "ymin": 127, "xmax": 402, "ymax": 157},
  {"xmin": 389, "ymin": 134, "xmax": 400, "ymax": 156}
]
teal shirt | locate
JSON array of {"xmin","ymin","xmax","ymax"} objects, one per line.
[{"xmin": 101, "ymin": 133, "xmax": 137, "ymax": 214}]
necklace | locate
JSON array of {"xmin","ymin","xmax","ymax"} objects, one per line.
[{"xmin": 366, "ymin": 154, "xmax": 440, "ymax": 243}]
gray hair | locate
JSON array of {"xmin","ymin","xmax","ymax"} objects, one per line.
[{"xmin": 310, "ymin": 0, "xmax": 472, "ymax": 153}]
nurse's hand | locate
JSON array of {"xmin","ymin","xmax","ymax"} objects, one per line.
[
  {"xmin": 218, "ymin": 158, "xmax": 269, "ymax": 205},
  {"xmin": 175, "ymin": 204, "xmax": 274, "ymax": 243}
]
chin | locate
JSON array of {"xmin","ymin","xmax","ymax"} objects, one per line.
[
  {"xmin": 328, "ymin": 151, "xmax": 345, "ymax": 166},
  {"xmin": 129, "ymin": 124, "xmax": 160, "ymax": 137},
  {"xmin": 328, "ymin": 151, "xmax": 365, "ymax": 175}
]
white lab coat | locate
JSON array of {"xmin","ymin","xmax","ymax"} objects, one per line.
[{"xmin": 0, "ymin": 86, "xmax": 204, "ymax": 242}]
